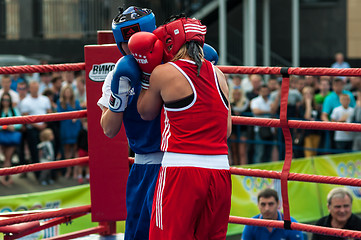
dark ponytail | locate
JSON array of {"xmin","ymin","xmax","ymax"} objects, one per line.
[{"xmin": 186, "ymin": 41, "xmax": 204, "ymax": 76}]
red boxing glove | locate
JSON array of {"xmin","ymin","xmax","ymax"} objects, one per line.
[{"xmin": 128, "ymin": 32, "xmax": 164, "ymax": 89}]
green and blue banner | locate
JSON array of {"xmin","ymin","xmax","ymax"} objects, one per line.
[
  {"xmin": 1, "ymin": 152, "xmax": 361, "ymax": 238},
  {"xmin": 228, "ymin": 152, "xmax": 361, "ymax": 235},
  {"xmin": 0, "ymin": 184, "xmax": 124, "ymax": 239}
]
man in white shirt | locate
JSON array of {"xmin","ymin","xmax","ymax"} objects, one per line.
[
  {"xmin": 19, "ymin": 81, "xmax": 52, "ymax": 180},
  {"xmin": 330, "ymin": 94, "xmax": 354, "ymax": 152},
  {"xmin": 250, "ymin": 85, "xmax": 274, "ymax": 163}
]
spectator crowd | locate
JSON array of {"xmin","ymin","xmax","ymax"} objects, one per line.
[
  {"xmin": 0, "ymin": 69, "xmax": 88, "ymax": 187},
  {"xmin": 228, "ymin": 52, "xmax": 361, "ymax": 166}
]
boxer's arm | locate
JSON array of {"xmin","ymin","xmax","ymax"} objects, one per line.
[
  {"xmin": 137, "ymin": 65, "xmax": 164, "ymax": 121},
  {"xmin": 99, "ymin": 56, "xmax": 141, "ymax": 138},
  {"xmin": 100, "ymin": 108, "xmax": 124, "ymax": 138},
  {"xmin": 129, "ymin": 31, "xmax": 164, "ymax": 120},
  {"xmin": 227, "ymin": 104, "xmax": 232, "ymax": 138},
  {"xmin": 97, "ymin": 70, "xmax": 112, "ymax": 111},
  {"xmin": 215, "ymin": 67, "xmax": 232, "ymax": 138},
  {"xmin": 99, "ymin": 71, "xmax": 124, "ymax": 138}
]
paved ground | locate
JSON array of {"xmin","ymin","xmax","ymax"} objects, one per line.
[
  {"xmin": 0, "ymin": 153, "xmax": 83, "ymax": 197},
  {"xmin": 0, "ymin": 171, "xmax": 81, "ymax": 196}
]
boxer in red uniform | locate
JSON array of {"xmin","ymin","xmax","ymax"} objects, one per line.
[{"xmin": 129, "ymin": 15, "xmax": 232, "ymax": 240}]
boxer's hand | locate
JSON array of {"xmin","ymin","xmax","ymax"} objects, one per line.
[
  {"xmin": 203, "ymin": 43, "xmax": 219, "ymax": 65},
  {"xmin": 109, "ymin": 55, "xmax": 141, "ymax": 112},
  {"xmin": 128, "ymin": 32, "xmax": 164, "ymax": 89}
]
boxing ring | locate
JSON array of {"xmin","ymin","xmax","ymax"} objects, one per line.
[{"xmin": 0, "ymin": 34, "xmax": 361, "ymax": 239}]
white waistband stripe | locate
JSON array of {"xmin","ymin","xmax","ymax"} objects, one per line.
[
  {"xmin": 162, "ymin": 152, "xmax": 229, "ymax": 169},
  {"xmin": 134, "ymin": 152, "xmax": 163, "ymax": 164}
]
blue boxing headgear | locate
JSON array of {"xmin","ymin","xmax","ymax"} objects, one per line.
[{"xmin": 112, "ymin": 6, "xmax": 156, "ymax": 55}]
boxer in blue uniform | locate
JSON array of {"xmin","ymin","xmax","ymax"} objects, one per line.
[
  {"xmin": 98, "ymin": 7, "xmax": 219, "ymax": 240},
  {"xmin": 98, "ymin": 7, "xmax": 161, "ymax": 240}
]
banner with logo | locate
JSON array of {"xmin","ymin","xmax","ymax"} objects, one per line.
[
  {"xmin": 227, "ymin": 152, "xmax": 361, "ymax": 236},
  {"xmin": 88, "ymin": 62, "xmax": 115, "ymax": 82},
  {"xmin": 312, "ymin": 152, "xmax": 361, "ymax": 217},
  {"xmin": 0, "ymin": 184, "xmax": 125, "ymax": 239},
  {"xmin": 1, "ymin": 153, "xmax": 361, "ymax": 238}
]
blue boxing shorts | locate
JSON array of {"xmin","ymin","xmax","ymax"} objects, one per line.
[{"xmin": 124, "ymin": 151, "xmax": 163, "ymax": 240}]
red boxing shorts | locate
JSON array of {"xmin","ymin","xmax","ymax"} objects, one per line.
[{"xmin": 149, "ymin": 166, "xmax": 232, "ymax": 240}]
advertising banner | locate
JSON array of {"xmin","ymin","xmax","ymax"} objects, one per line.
[
  {"xmin": 1, "ymin": 152, "xmax": 360, "ymax": 238},
  {"xmin": 0, "ymin": 185, "xmax": 125, "ymax": 239},
  {"xmin": 312, "ymin": 152, "xmax": 361, "ymax": 217},
  {"xmin": 228, "ymin": 152, "xmax": 361, "ymax": 236}
]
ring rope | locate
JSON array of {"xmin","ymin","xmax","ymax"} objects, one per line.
[
  {"xmin": 230, "ymin": 167, "xmax": 361, "ymax": 186},
  {"xmin": 127, "ymin": 158, "xmax": 361, "ymax": 187},
  {"xmin": 232, "ymin": 116, "xmax": 361, "ymax": 132},
  {"xmin": 279, "ymin": 71, "xmax": 292, "ymax": 228},
  {"xmin": 0, "ymin": 63, "xmax": 85, "ymax": 75},
  {"xmin": 0, "ymin": 209, "xmax": 82, "ymax": 217},
  {"xmin": 44, "ymin": 225, "xmax": 107, "ymax": 240},
  {"xmin": 0, "ymin": 157, "xmax": 88, "ymax": 176},
  {"xmin": 2, "ymin": 110, "xmax": 360, "ymax": 133},
  {"xmin": 0, "ymin": 63, "xmax": 360, "ymax": 77},
  {"xmin": 0, "ymin": 110, "xmax": 87, "ymax": 125},
  {"xmin": 218, "ymin": 66, "xmax": 361, "ymax": 76},
  {"xmin": 0, "ymin": 205, "xmax": 91, "ymax": 227},
  {"xmin": 229, "ymin": 216, "xmax": 361, "ymax": 239},
  {"xmin": 6, "ymin": 213, "xmax": 88, "ymax": 240},
  {"xmin": 0, "ymin": 221, "xmax": 40, "ymax": 234}
]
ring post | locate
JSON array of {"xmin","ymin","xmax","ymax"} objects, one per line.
[{"xmin": 84, "ymin": 44, "xmax": 129, "ymax": 233}]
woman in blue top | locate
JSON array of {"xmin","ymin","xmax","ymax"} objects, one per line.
[
  {"xmin": 57, "ymin": 85, "xmax": 82, "ymax": 179},
  {"xmin": 0, "ymin": 92, "xmax": 22, "ymax": 186}
]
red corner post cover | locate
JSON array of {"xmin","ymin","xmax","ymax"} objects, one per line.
[{"xmin": 84, "ymin": 44, "xmax": 129, "ymax": 222}]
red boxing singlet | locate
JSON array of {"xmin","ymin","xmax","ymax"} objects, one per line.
[{"xmin": 161, "ymin": 59, "xmax": 228, "ymax": 155}]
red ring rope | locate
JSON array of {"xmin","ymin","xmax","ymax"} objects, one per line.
[
  {"xmin": 44, "ymin": 225, "xmax": 107, "ymax": 240},
  {"xmin": 0, "ymin": 205, "xmax": 91, "ymax": 227},
  {"xmin": 232, "ymin": 116, "xmax": 361, "ymax": 131},
  {"xmin": 0, "ymin": 157, "xmax": 88, "ymax": 176},
  {"xmin": 230, "ymin": 167, "xmax": 361, "ymax": 186},
  {"xmin": 1, "ymin": 62, "xmax": 361, "ymax": 238},
  {"xmin": 2, "ymin": 213, "xmax": 87, "ymax": 240},
  {"xmin": 0, "ymin": 63, "xmax": 85, "ymax": 74},
  {"xmin": 218, "ymin": 66, "xmax": 361, "ymax": 76},
  {"xmin": 1, "ymin": 64, "xmax": 360, "ymax": 76},
  {"xmin": 279, "ymin": 71, "xmax": 292, "ymax": 225},
  {"xmin": 0, "ymin": 110, "xmax": 86, "ymax": 125},
  {"xmin": 229, "ymin": 216, "xmax": 361, "ymax": 239}
]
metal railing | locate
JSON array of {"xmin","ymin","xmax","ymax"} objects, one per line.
[
  {"xmin": 227, "ymin": 25, "xmax": 293, "ymax": 67},
  {"xmin": 2, "ymin": 0, "xmax": 111, "ymax": 39}
]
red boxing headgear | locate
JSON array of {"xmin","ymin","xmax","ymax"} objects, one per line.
[{"xmin": 153, "ymin": 17, "xmax": 207, "ymax": 62}]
